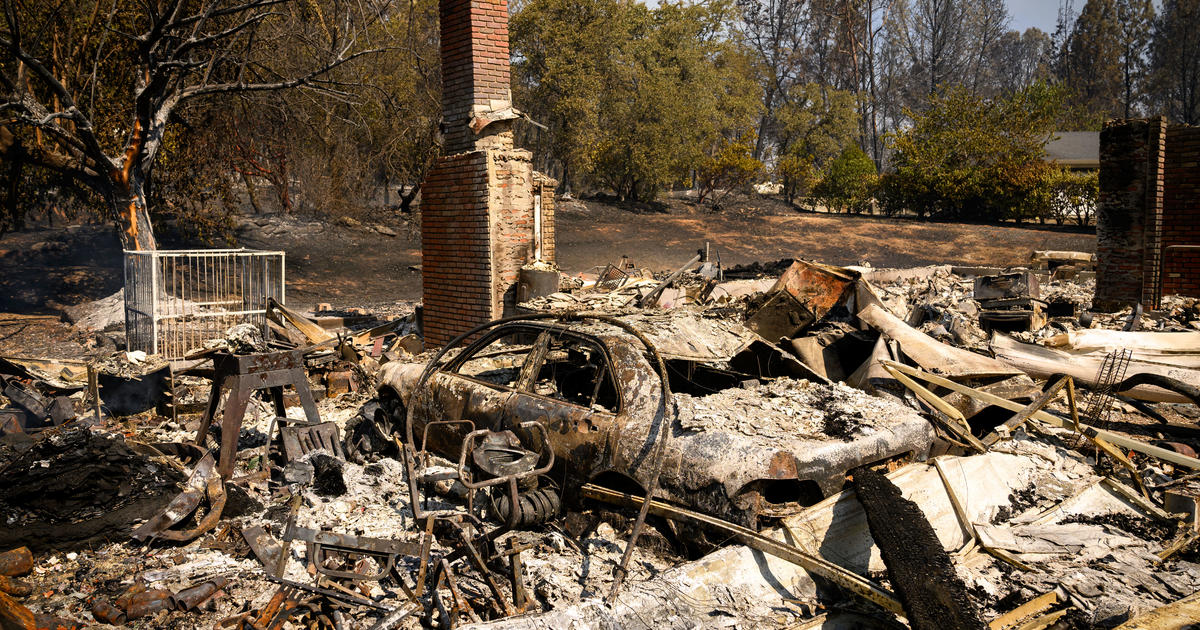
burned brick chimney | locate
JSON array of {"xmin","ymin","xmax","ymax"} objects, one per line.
[{"xmin": 420, "ymin": 0, "xmax": 557, "ymax": 347}]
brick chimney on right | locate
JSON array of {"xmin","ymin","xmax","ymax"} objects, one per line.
[{"xmin": 419, "ymin": 0, "xmax": 557, "ymax": 347}]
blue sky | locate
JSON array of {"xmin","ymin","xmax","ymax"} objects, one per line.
[{"xmin": 1007, "ymin": 0, "xmax": 1060, "ymax": 34}]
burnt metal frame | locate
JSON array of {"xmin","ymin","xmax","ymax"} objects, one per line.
[
  {"xmin": 443, "ymin": 323, "xmax": 626, "ymax": 414},
  {"xmin": 403, "ymin": 312, "xmax": 675, "ymax": 605},
  {"xmin": 124, "ymin": 248, "xmax": 284, "ymax": 359},
  {"xmin": 194, "ymin": 349, "xmax": 321, "ymax": 478}
]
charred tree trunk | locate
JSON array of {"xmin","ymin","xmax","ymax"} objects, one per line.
[
  {"xmin": 241, "ymin": 170, "xmax": 263, "ymax": 215},
  {"xmin": 398, "ymin": 181, "xmax": 420, "ymax": 213},
  {"xmin": 108, "ymin": 167, "xmax": 157, "ymax": 251}
]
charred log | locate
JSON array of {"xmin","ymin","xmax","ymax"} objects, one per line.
[{"xmin": 852, "ymin": 466, "xmax": 987, "ymax": 630}]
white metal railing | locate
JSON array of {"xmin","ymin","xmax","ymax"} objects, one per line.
[{"xmin": 124, "ymin": 249, "xmax": 285, "ymax": 358}]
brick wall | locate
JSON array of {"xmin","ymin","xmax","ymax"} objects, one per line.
[
  {"xmin": 1144, "ymin": 119, "xmax": 1166, "ymax": 308},
  {"xmin": 491, "ymin": 150, "xmax": 535, "ymax": 315},
  {"xmin": 421, "ymin": 0, "xmax": 555, "ymax": 346},
  {"xmin": 1095, "ymin": 117, "xmax": 1167, "ymax": 311},
  {"xmin": 535, "ymin": 172, "xmax": 558, "ymax": 262},
  {"xmin": 1163, "ymin": 126, "xmax": 1200, "ymax": 297},
  {"xmin": 440, "ymin": 0, "xmax": 512, "ymax": 154},
  {"xmin": 421, "ymin": 152, "xmax": 493, "ymax": 347}
]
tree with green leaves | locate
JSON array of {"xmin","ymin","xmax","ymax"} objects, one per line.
[
  {"xmin": 813, "ymin": 145, "xmax": 877, "ymax": 213},
  {"xmin": 696, "ymin": 133, "xmax": 763, "ymax": 204},
  {"xmin": 1057, "ymin": 0, "xmax": 1123, "ymax": 127},
  {"xmin": 512, "ymin": 0, "xmax": 757, "ymax": 202},
  {"xmin": 881, "ymin": 82, "xmax": 1063, "ymax": 221},
  {"xmin": 774, "ymin": 83, "xmax": 858, "ymax": 203}
]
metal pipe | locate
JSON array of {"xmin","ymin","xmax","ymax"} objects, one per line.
[{"xmin": 581, "ymin": 483, "xmax": 905, "ymax": 616}]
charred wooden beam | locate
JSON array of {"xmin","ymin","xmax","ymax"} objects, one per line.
[{"xmin": 851, "ymin": 466, "xmax": 986, "ymax": 630}]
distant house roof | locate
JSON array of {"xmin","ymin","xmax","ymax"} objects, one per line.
[{"xmin": 1045, "ymin": 131, "xmax": 1099, "ymax": 169}]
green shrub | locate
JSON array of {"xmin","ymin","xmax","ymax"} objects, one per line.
[
  {"xmin": 881, "ymin": 82, "xmax": 1063, "ymax": 221},
  {"xmin": 813, "ymin": 146, "xmax": 878, "ymax": 213}
]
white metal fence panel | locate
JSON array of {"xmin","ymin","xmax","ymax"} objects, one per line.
[{"xmin": 124, "ymin": 249, "xmax": 285, "ymax": 358}]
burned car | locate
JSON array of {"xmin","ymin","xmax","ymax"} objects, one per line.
[{"xmin": 371, "ymin": 315, "xmax": 932, "ymax": 528}]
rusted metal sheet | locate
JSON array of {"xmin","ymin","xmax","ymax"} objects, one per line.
[
  {"xmin": 281, "ymin": 526, "xmax": 421, "ymax": 581},
  {"xmin": 769, "ymin": 260, "xmax": 859, "ymax": 320},
  {"xmin": 241, "ymin": 526, "xmax": 284, "ymax": 572},
  {"xmin": 131, "ymin": 451, "xmax": 226, "ymax": 543},
  {"xmin": 280, "ymin": 421, "xmax": 345, "ymax": 461},
  {"xmin": 0, "ymin": 547, "xmax": 32, "ymax": 577}
]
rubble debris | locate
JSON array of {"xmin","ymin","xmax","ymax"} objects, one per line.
[
  {"xmin": 580, "ymin": 482, "xmax": 905, "ymax": 615},
  {"xmin": 992, "ymin": 333, "xmax": 1200, "ymax": 403},
  {"xmin": 636, "ymin": 251, "xmax": 702, "ymax": 308},
  {"xmin": 0, "ymin": 380, "xmax": 74, "ymax": 436},
  {"xmin": 852, "ymin": 466, "xmax": 987, "ymax": 630},
  {"xmin": 279, "ymin": 523, "xmax": 420, "ymax": 581},
  {"xmin": 883, "ymin": 360, "xmax": 1200, "ymax": 470},
  {"xmin": 0, "ymin": 590, "xmax": 84, "ymax": 630},
  {"xmin": 62, "ymin": 288, "xmax": 125, "ymax": 333},
  {"xmin": 744, "ymin": 259, "xmax": 856, "ymax": 342},
  {"xmin": 280, "ymin": 421, "xmax": 345, "ymax": 462},
  {"xmin": 308, "ymin": 453, "xmax": 347, "ymax": 497},
  {"xmin": 267, "ymin": 298, "xmax": 336, "ymax": 346},
  {"xmin": 203, "ymin": 322, "xmax": 267, "ymax": 354},
  {"xmin": 12, "ymin": 246, "xmax": 1200, "ymax": 630},
  {"xmin": 1114, "ymin": 591, "xmax": 1200, "ymax": 628},
  {"xmin": 0, "ymin": 426, "xmax": 185, "ymax": 551},
  {"xmin": 1030, "ymin": 249, "xmax": 1096, "ymax": 272},
  {"xmin": 1046, "ymin": 328, "xmax": 1200, "ymax": 364},
  {"xmin": 130, "ymin": 450, "xmax": 226, "ymax": 543},
  {"xmin": 974, "ymin": 272, "xmax": 1048, "ymax": 332},
  {"xmin": 860, "ymin": 303, "xmax": 1023, "ymax": 379}
]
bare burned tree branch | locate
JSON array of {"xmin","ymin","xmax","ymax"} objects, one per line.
[{"xmin": 0, "ymin": 0, "xmax": 385, "ymax": 250}]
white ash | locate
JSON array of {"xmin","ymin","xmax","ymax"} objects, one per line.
[
  {"xmin": 674, "ymin": 378, "xmax": 912, "ymax": 440},
  {"xmin": 295, "ymin": 456, "xmax": 416, "ymax": 540},
  {"xmin": 503, "ymin": 523, "xmax": 678, "ymax": 611}
]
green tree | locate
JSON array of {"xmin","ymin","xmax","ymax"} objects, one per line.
[
  {"xmin": 813, "ymin": 145, "xmax": 877, "ymax": 213},
  {"xmin": 1033, "ymin": 168, "xmax": 1098, "ymax": 226},
  {"xmin": 512, "ymin": 0, "xmax": 757, "ymax": 202},
  {"xmin": 1057, "ymin": 0, "xmax": 1123, "ymax": 127},
  {"xmin": 695, "ymin": 133, "xmax": 763, "ymax": 204},
  {"xmin": 881, "ymin": 82, "xmax": 1062, "ymax": 221},
  {"xmin": 774, "ymin": 83, "xmax": 858, "ymax": 203}
]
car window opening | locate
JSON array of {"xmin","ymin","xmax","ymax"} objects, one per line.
[
  {"xmin": 455, "ymin": 332, "xmax": 534, "ymax": 387},
  {"xmin": 532, "ymin": 333, "xmax": 620, "ymax": 412}
]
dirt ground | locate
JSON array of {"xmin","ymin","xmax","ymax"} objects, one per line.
[
  {"xmin": 554, "ymin": 198, "xmax": 1095, "ymax": 274},
  {"xmin": 0, "ymin": 196, "xmax": 1095, "ymax": 318}
]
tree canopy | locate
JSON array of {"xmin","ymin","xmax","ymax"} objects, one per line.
[{"xmin": 0, "ymin": 0, "xmax": 1190, "ymax": 239}]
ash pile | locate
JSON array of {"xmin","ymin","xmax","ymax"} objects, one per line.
[{"xmin": 3, "ymin": 249, "xmax": 1200, "ymax": 629}]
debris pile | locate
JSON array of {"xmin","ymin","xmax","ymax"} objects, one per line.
[{"xmin": 2, "ymin": 247, "xmax": 1200, "ymax": 629}]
